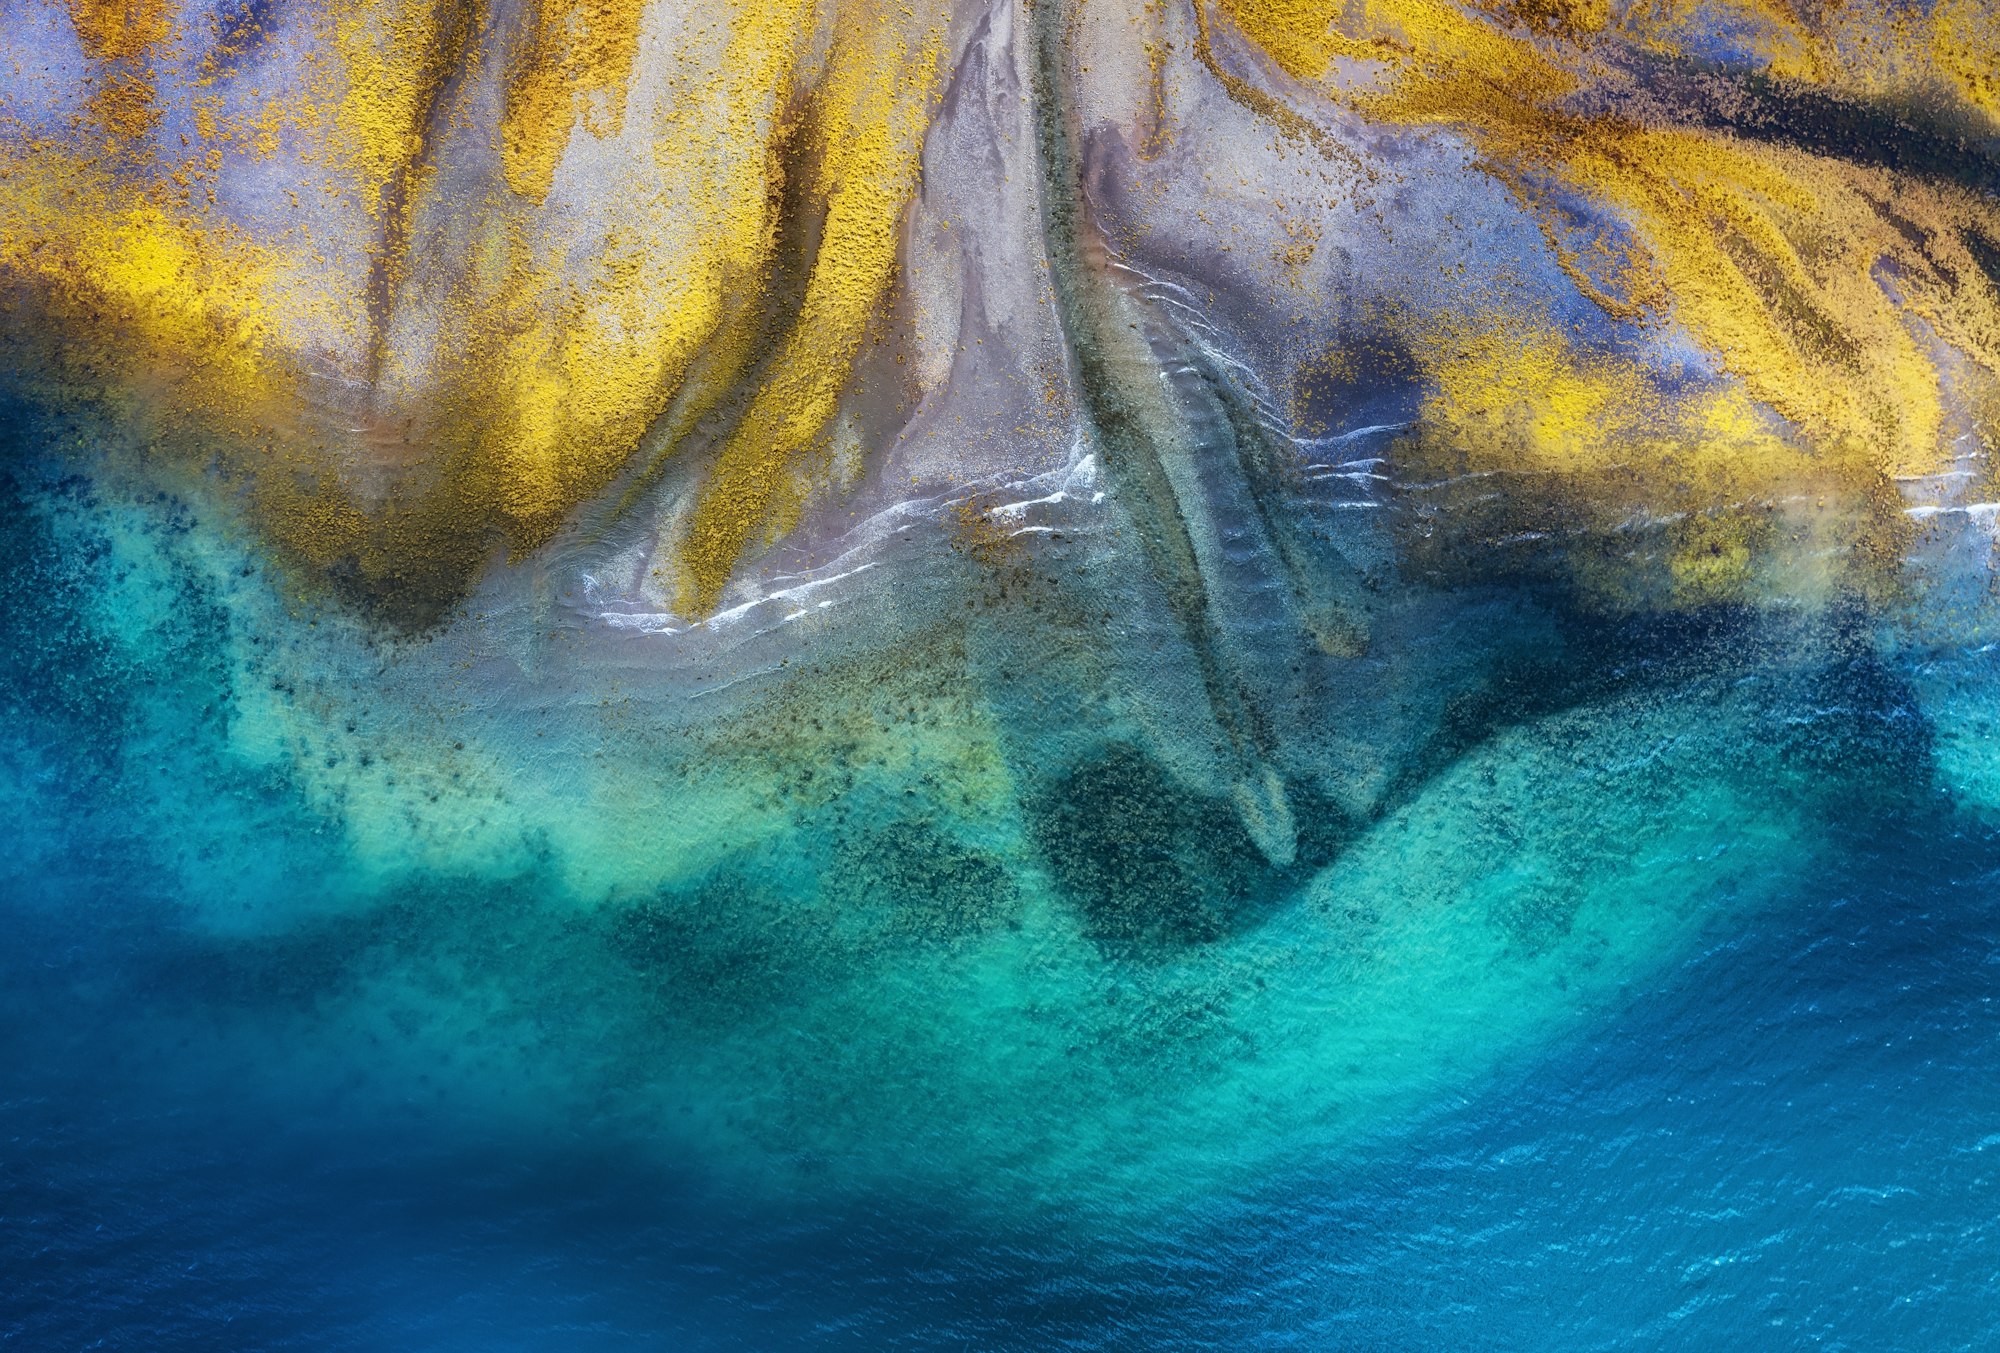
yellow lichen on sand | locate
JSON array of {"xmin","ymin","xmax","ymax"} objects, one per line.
[
  {"xmin": 0, "ymin": 142, "xmax": 438, "ymax": 604},
  {"xmin": 0, "ymin": 146, "xmax": 301, "ymax": 414},
  {"xmin": 1930, "ymin": 0, "xmax": 1999, "ymax": 121},
  {"xmin": 65, "ymin": 0, "xmax": 178, "ymax": 136},
  {"xmin": 363, "ymin": 0, "xmax": 946, "ymax": 609},
  {"xmin": 1215, "ymin": 0, "xmax": 2000, "ymax": 574},
  {"xmin": 1415, "ymin": 320, "xmax": 1661, "ymax": 476},
  {"xmin": 65, "ymin": 0, "xmax": 173, "ymax": 62},
  {"xmin": 467, "ymin": 0, "xmax": 822, "ymax": 547},
  {"xmin": 1398, "ymin": 308, "xmax": 1899, "ymax": 606},
  {"xmin": 16, "ymin": 0, "xmax": 1989, "ymax": 624},
  {"xmin": 1, "ymin": 0, "xmax": 948, "ymax": 621},
  {"xmin": 674, "ymin": 3, "xmax": 945, "ymax": 613},
  {"xmin": 325, "ymin": 0, "xmax": 482, "ymax": 220},
  {"xmin": 499, "ymin": 0, "xmax": 652, "ymax": 202},
  {"xmin": 1486, "ymin": 131, "xmax": 2000, "ymax": 479}
]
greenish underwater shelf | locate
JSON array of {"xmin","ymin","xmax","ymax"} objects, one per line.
[{"xmin": 5, "ymin": 431, "xmax": 1990, "ymax": 1229}]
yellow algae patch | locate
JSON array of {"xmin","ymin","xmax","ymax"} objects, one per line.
[
  {"xmin": 1, "ymin": 0, "xmax": 952, "ymax": 624},
  {"xmin": 0, "ymin": 144, "xmax": 471, "ymax": 614},
  {"xmin": 498, "ymin": 0, "xmax": 651, "ymax": 202},
  {"xmin": 0, "ymin": 146, "xmax": 441, "ymax": 606},
  {"xmin": 1931, "ymin": 0, "xmax": 2000, "ymax": 122},
  {"xmin": 1498, "ymin": 133, "xmax": 2000, "ymax": 478},
  {"xmin": 1217, "ymin": 0, "xmax": 1561, "ymax": 95},
  {"xmin": 1482, "ymin": 0, "xmax": 1608, "ymax": 38},
  {"xmin": 1412, "ymin": 321, "xmax": 1660, "ymax": 475},
  {"xmin": 324, "ymin": 0, "xmax": 483, "ymax": 220},
  {"xmin": 288, "ymin": 0, "xmax": 946, "ymax": 614},
  {"xmin": 1456, "ymin": 125, "xmax": 1996, "ymax": 478},
  {"xmin": 464, "ymin": 0, "xmax": 824, "ymax": 544},
  {"xmin": 66, "ymin": 0, "xmax": 173, "ymax": 61},
  {"xmin": 1212, "ymin": 0, "xmax": 2000, "ymax": 488},
  {"xmin": 65, "ymin": 0, "xmax": 177, "ymax": 137},
  {"xmin": 1615, "ymin": 0, "xmax": 1825, "ymax": 80},
  {"xmin": 1395, "ymin": 311, "xmax": 1900, "ymax": 607},
  {"xmin": 0, "ymin": 148, "xmax": 300, "ymax": 414},
  {"xmin": 345, "ymin": 0, "xmax": 948, "ymax": 612},
  {"xmin": 1189, "ymin": 0, "xmax": 1363, "ymax": 164},
  {"xmin": 673, "ymin": 1, "xmax": 946, "ymax": 614}
]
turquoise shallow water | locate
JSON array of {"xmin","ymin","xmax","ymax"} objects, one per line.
[{"xmin": 4, "ymin": 415, "xmax": 1999, "ymax": 1348}]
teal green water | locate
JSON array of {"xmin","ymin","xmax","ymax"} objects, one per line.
[{"xmin": 0, "ymin": 425, "xmax": 1957, "ymax": 1237}]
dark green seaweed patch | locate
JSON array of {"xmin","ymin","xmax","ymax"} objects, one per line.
[
  {"xmin": 0, "ymin": 463, "xmax": 134, "ymax": 764},
  {"xmin": 608, "ymin": 868, "xmax": 827, "ymax": 1029},
  {"xmin": 1756, "ymin": 631, "xmax": 1936, "ymax": 820},
  {"xmin": 1029, "ymin": 740, "xmax": 1350, "ymax": 953},
  {"xmin": 827, "ymin": 818, "xmax": 1019, "ymax": 942}
]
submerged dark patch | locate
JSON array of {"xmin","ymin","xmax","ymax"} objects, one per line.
[
  {"xmin": 1028, "ymin": 741, "xmax": 1341, "ymax": 952},
  {"xmin": 828, "ymin": 818, "xmax": 1019, "ymax": 942},
  {"xmin": 0, "ymin": 461, "xmax": 133, "ymax": 762}
]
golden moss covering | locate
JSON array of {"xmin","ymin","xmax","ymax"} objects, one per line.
[
  {"xmin": 1393, "ymin": 308, "xmax": 1910, "ymax": 605},
  {"xmin": 497, "ymin": 0, "xmax": 649, "ymax": 202},
  {"xmin": 1214, "ymin": 0, "xmax": 2000, "ymax": 599},
  {"xmin": 1930, "ymin": 0, "xmax": 2000, "ymax": 119},
  {"xmin": 0, "ymin": 0, "xmax": 944, "ymax": 622},
  {"xmin": 4, "ymin": 0, "xmax": 1998, "ymax": 622},
  {"xmin": 675, "ymin": 17, "xmax": 943, "ymax": 613},
  {"xmin": 66, "ymin": 0, "xmax": 177, "ymax": 137}
]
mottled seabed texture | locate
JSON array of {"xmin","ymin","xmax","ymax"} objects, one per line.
[{"xmin": 3, "ymin": 0, "xmax": 2000, "ymax": 1346}]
